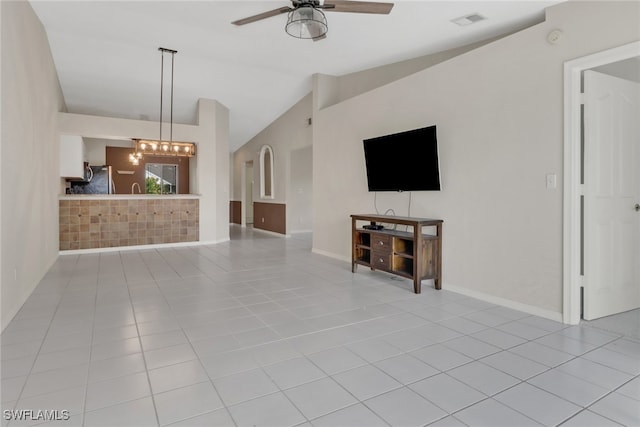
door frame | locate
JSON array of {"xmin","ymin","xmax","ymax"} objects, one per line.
[{"xmin": 563, "ymin": 41, "xmax": 640, "ymax": 324}]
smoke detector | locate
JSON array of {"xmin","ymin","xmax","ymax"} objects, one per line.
[{"xmin": 451, "ymin": 13, "xmax": 486, "ymax": 26}]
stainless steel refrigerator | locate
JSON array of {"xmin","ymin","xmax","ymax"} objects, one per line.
[{"xmin": 69, "ymin": 165, "xmax": 113, "ymax": 194}]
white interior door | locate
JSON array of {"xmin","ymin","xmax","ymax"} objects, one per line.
[{"xmin": 583, "ymin": 70, "xmax": 640, "ymax": 320}]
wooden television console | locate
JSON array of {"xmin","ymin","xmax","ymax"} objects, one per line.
[{"xmin": 351, "ymin": 214, "xmax": 443, "ymax": 294}]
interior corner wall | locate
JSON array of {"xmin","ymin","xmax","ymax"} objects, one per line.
[
  {"xmin": 312, "ymin": 0, "xmax": 640, "ymax": 317},
  {"xmin": 1, "ymin": 0, "xmax": 65, "ymax": 331},
  {"xmin": 232, "ymin": 93, "xmax": 312, "ymax": 233},
  {"xmin": 214, "ymin": 101, "xmax": 230, "ymax": 242}
]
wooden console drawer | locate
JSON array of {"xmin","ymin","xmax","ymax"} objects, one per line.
[
  {"xmin": 371, "ymin": 252, "xmax": 390, "ymax": 271},
  {"xmin": 371, "ymin": 233, "xmax": 391, "ymax": 250}
]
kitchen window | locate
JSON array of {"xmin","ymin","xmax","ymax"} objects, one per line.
[{"xmin": 145, "ymin": 163, "xmax": 178, "ymax": 194}]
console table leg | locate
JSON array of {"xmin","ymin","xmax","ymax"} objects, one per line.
[
  {"xmin": 414, "ymin": 224, "xmax": 421, "ymax": 294},
  {"xmin": 435, "ymin": 223, "xmax": 443, "ymax": 290},
  {"xmin": 351, "ymin": 217, "xmax": 357, "ymax": 274}
]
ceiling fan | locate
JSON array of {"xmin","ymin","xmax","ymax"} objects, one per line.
[{"xmin": 232, "ymin": 0, "xmax": 394, "ymax": 40}]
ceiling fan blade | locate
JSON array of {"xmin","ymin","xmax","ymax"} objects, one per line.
[
  {"xmin": 231, "ymin": 6, "xmax": 291, "ymax": 26},
  {"xmin": 323, "ymin": 1, "xmax": 394, "ymax": 14}
]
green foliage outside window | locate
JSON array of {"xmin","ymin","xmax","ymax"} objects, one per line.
[{"xmin": 145, "ymin": 177, "xmax": 162, "ymax": 194}]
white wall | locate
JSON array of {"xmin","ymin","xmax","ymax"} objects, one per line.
[
  {"xmin": 312, "ymin": 35, "xmax": 516, "ymax": 112},
  {"xmin": 333, "ymin": 35, "xmax": 513, "ymax": 108},
  {"xmin": 312, "ymin": 0, "xmax": 640, "ymax": 317},
  {"xmin": 84, "ymin": 137, "xmax": 132, "ymax": 165},
  {"xmin": 213, "ymin": 101, "xmax": 230, "ymax": 241},
  {"xmin": 1, "ymin": 0, "xmax": 66, "ymax": 331},
  {"xmin": 233, "ymin": 94, "xmax": 313, "ymax": 232},
  {"xmin": 289, "ymin": 146, "xmax": 313, "ymax": 233},
  {"xmin": 593, "ymin": 57, "xmax": 640, "ymax": 83}
]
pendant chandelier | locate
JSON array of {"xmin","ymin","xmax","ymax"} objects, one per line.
[{"xmin": 130, "ymin": 47, "xmax": 196, "ymax": 165}]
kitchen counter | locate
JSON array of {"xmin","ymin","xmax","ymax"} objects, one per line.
[
  {"xmin": 59, "ymin": 196, "xmax": 199, "ymax": 250},
  {"xmin": 60, "ymin": 194, "xmax": 200, "ymax": 200}
]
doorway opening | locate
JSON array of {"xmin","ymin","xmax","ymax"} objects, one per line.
[
  {"xmin": 244, "ymin": 161, "xmax": 254, "ymax": 226},
  {"xmin": 563, "ymin": 41, "xmax": 640, "ymax": 324}
]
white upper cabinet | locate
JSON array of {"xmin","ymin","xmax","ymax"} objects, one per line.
[{"xmin": 59, "ymin": 135, "xmax": 87, "ymax": 179}]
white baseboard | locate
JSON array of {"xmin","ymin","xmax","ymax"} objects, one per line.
[
  {"xmin": 203, "ymin": 238, "xmax": 231, "ymax": 245},
  {"xmin": 252, "ymin": 228, "xmax": 289, "ymax": 238},
  {"xmin": 309, "ymin": 248, "xmax": 563, "ymax": 322},
  {"xmin": 445, "ymin": 283, "xmax": 563, "ymax": 322},
  {"xmin": 311, "ymin": 248, "xmax": 350, "ymax": 263},
  {"xmin": 59, "ymin": 239, "xmax": 229, "ymax": 255}
]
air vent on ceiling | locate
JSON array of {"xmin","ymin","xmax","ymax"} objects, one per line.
[{"xmin": 451, "ymin": 13, "xmax": 487, "ymax": 27}]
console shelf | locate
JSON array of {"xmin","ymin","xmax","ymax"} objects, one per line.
[{"xmin": 351, "ymin": 214, "xmax": 443, "ymax": 294}]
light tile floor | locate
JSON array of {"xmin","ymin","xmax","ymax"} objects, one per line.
[
  {"xmin": 584, "ymin": 309, "xmax": 640, "ymax": 341},
  {"xmin": 1, "ymin": 227, "xmax": 639, "ymax": 427}
]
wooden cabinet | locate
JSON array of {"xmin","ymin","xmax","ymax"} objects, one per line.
[
  {"xmin": 351, "ymin": 214, "xmax": 443, "ymax": 294},
  {"xmin": 59, "ymin": 135, "xmax": 87, "ymax": 179}
]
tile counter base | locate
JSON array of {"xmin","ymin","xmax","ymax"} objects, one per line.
[{"xmin": 59, "ymin": 198, "xmax": 199, "ymax": 250}]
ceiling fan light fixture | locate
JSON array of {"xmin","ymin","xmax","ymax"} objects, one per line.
[{"xmin": 285, "ymin": 5, "xmax": 328, "ymax": 39}]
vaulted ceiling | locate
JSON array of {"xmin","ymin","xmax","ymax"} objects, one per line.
[{"xmin": 30, "ymin": 1, "xmax": 563, "ymax": 151}]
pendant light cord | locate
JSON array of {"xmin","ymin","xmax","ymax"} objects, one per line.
[
  {"xmin": 158, "ymin": 47, "xmax": 178, "ymax": 142},
  {"xmin": 170, "ymin": 50, "xmax": 175, "ymax": 142},
  {"xmin": 159, "ymin": 50, "xmax": 164, "ymax": 142}
]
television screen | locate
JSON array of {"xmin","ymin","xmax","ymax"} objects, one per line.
[{"xmin": 363, "ymin": 125, "xmax": 441, "ymax": 192}]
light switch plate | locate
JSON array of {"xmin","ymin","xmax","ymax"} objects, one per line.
[{"xmin": 546, "ymin": 174, "xmax": 557, "ymax": 189}]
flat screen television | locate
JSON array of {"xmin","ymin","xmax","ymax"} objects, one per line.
[{"xmin": 363, "ymin": 125, "xmax": 441, "ymax": 192}]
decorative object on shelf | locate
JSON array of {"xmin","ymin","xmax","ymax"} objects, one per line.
[
  {"xmin": 130, "ymin": 47, "xmax": 196, "ymax": 165},
  {"xmin": 231, "ymin": 0, "xmax": 394, "ymax": 41}
]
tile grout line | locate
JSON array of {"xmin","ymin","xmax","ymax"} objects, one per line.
[
  {"xmin": 472, "ymin": 328, "xmax": 638, "ymax": 426},
  {"xmin": 78, "ymin": 253, "xmax": 102, "ymax": 427},
  {"xmin": 520, "ymin": 335, "xmax": 640, "ymax": 424},
  {"xmin": 3, "ymin": 254, "xmax": 80, "ymax": 426},
  {"xmin": 150, "ymin": 248, "xmax": 238, "ymax": 427},
  {"xmin": 120, "ymin": 250, "xmax": 162, "ymax": 427}
]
